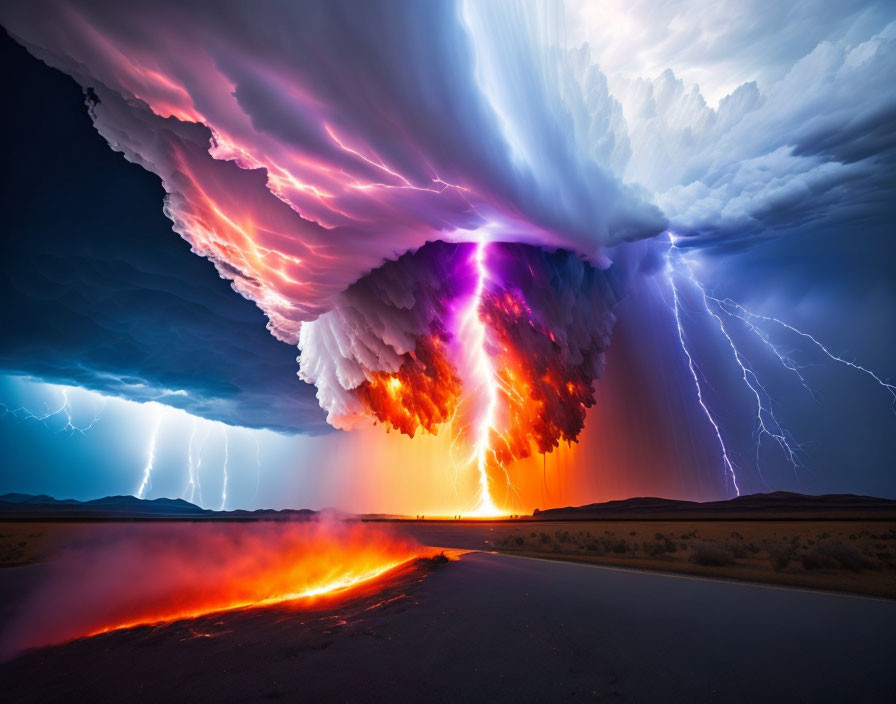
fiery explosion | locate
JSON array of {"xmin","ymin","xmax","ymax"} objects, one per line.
[
  {"xmin": 299, "ymin": 241, "xmax": 621, "ymax": 514},
  {"xmin": 0, "ymin": 520, "xmax": 427, "ymax": 656}
]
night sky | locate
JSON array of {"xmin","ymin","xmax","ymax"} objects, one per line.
[{"xmin": 1, "ymin": 1, "xmax": 894, "ymax": 512}]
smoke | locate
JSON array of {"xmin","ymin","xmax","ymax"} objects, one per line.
[{"xmin": 0, "ymin": 518, "xmax": 422, "ymax": 658}]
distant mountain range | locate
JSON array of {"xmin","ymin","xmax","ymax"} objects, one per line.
[
  {"xmin": 2, "ymin": 490, "xmax": 894, "ymax": 521},
  {"xmin": 531, "ymin": 491, "xmax": 896, "ymax": 520},
  {"xmin": 0, "ymin": 493, "xmax": 316, "ymax": 520}
]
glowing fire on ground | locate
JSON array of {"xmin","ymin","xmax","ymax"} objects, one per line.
[{"xmin": 0, "ymin": 520, "xmax": 427, "ymax": 656}]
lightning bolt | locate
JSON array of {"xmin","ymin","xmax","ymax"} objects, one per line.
[
  {"xmin": 136, "ymin": 413, "xmax": 163, "ymax": 499},
  {"xmin": 665, "ymin": 243, "xmax": 741, "ymax": 495},
  {"xmin": 194, "ymin": 424, "xmax": 209, "ymax": 507},
  {"xmin": 670, "ymin": 240, "xmax": 803, "ymax": 477},
  {"xmin": 1, "ymin": 387, "xmax": 104, "ymax": 434},
  {"xmin": 458, "ymin": 241, "xmax": 502, "ymax": 516},
  {"xmin": 184, "ymin": 419, "xmax": 198, "ymax": 503},
  {"xmin": 716, "ymin": 298, "xmax": 896, "ymax": 410},
  {"xmin": 220, "ymin": 428, "xmax": 230, "ymax": 511},
  {"xmin": 252, "ymin": 433, "xmax": 262, "ymax": 504}
]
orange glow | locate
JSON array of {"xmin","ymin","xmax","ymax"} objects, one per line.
[
  {"xmin": 482, "ymin": 288, "xmax": 596, "ymax": 468},
  {"xmin": 357, "ymin": 333, "xmax": 462, "ymax": 437},
  {"xmin": 82, "ymin": 525, "xmax": 425, "ymax": 637},
  {"xmin": 0, "ymin": 521, "xmax": 428, "ymax": 654},
  {"xmin": 89, "ymin": 556, "xmax": 411, "ymax": 637}
]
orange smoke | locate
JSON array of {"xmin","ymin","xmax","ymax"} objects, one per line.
[
  {"xmin": 0, "ymin": 519, "xmax": 425, "ymax": 657},
  {"xmin": 357, "ymin": 332, "xmax": 462, "ymax": 437}
]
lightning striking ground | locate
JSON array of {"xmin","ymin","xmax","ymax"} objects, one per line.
[
  {"xmin": 665, "ymin": 232, "xmax": 895, "ymax": 494},
  {"xmin": 458, "ymin": 241, "xmax": 502, "ymax": 516},
  {"xmin": 220, "ymin": 429, "xmax": 230, "ymax": 511},
  {"xmin": 664, "ymin": 243, "xmax": 741, "ymax": 495},
  {"xmin": 669, "ymin": 240, "xmax": 803, "ymax": 477},
  {"xmin": 136, "ymin": 413, "xmax": 162, "ymax": 499},
  {"xmin": 185, "ymin": 419, "xmax": 198, "ymax": 503}
]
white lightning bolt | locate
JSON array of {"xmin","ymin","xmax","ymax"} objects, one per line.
[
  {"xmin": 184, "ymin": 419, "xmax": 198, "ymax": 504},
  {"xmin": 671, "ymin": 242, "xmax": 803, "ymax": 476},
  {"xmin": 1, "ymin": 387, "xmax": 104, "ymax": 434},
  {"xmin": 252, "ymin": 433, "xmax": 262, "ymax": 504},
  {"xmin": 220, "ymin": 429, "xmax": 230, "ymax": 511},
  {"xmin": 665, "ymin": 244, "xmax": 741, "ymax": 495},
  {"xmin": 458, "ymin": 241, "xmax": 502, "ymax": 516},
  {"xmin": 136, "ymin": 413, "xmax": 163, "ymax": 499},
  {"xmin": 194, "ymin": 425, "xmax": 209, "ymax": 507},
  {"xmin": 717, "ymin": 298, "xmax": 896, "ymax": 410}
]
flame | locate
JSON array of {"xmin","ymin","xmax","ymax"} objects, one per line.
[
  {"xmin": 357, "ymin": 332, "xmax": 462, "ymax": 437},
  {"xmin": 483, "ymin": 288, "xmax": 596, "ymax": 464},
  {"xmin": 1, "ymin": 521, "xmax": 426, "ymax": 653}
]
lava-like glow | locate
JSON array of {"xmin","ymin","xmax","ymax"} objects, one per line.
[
  {"xmin": 89, "ymin": 556, "xmax": 409, "ymax": 637},
  {"xmin": 357, "ymin": 334, "xmax": 462, "ymax": 437},
  {"xmin": 0, "ymin": 521, "xmax": 427, "ymax": 655},
  {"xmin": 458, "ymin": 241, "xmax": 502, "ymax": 516}
]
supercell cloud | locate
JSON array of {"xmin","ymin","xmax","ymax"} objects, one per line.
[
  {"xmin": 0, "ymin": 0, "xmax": 667, "ymax": 464},
  {"xmin": 1, "ymin": 0, "xmax": 664, "ymax": 342},
  {"xmin": 2, "ymin": 0, "xmax": 893, "ymax": 503}
]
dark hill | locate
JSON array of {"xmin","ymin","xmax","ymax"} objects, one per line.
[
  {"xmin": 531, "ymin": 491, "xmax": 896, "ymax": 521},
  {"xmin": 0, "ymin": 493, "xmax": 316, "ymax": 521}
]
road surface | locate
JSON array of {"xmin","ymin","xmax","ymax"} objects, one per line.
[{"xmin": 1, "ymin": 551, "xmax": 893, "ymax": 702}]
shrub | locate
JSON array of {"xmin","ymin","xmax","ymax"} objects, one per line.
[
  {"xmin": 691, "ymin": 543, "xmax": 735, "ymax": 567},
  {"xmin": 726, "ymin": 542, "xmax": 750, "ymax": 559},
  {"xmin": 814, "ymin": 541, "xmax": 876, "ymax": 571},
  {"xmin": 800, "ymin": 552, "xmax": 837, "ymax": 570},
  {"xmin": 601, "ymin": 539, "xmax": 628, "ymax": 554},
  {"xmin": 768, "ymin": 548, "xmax": 793, "ymax": 571},
  {"xmin": 642, "ymin": 542, "xmax": 666, "ymax": 557}
]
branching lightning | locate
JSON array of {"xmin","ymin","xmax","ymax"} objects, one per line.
[
  {"xmin": 458, "ymin": 241, "xmax": 502, "ymax": 516},
  {"xmin": 1, "ymin": 387, "xmax": 104, "ymax": 434},
  {"xmin": 670, "ymin": 240, "xmax": 803, "ymax": 477},
  {"xmin": 665, "ymin": 242, "xmax": 741, "ymax": 495},
  {"xmin": 664, "ymin": 232, "xmax": 894, "ymax": 492},
  {"xmin": 716, "ymin": 298, "xmax": 896, "ymax": 411}
]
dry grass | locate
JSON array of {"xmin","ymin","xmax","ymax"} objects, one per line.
[{"xmin": 486, "ymin": 521, "xmax": 896, "ymax": 599}]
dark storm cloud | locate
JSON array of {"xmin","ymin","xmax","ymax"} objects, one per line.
[
  {"xmin": 0, "ymin": 0, "xmax": 666, "ymax": 347},
  {"xmin": 0, "ymin": 34, "xmax": 327, "ymax": 433},
  {"xmin": 640, "ymin": 22, "xmax": 896, "ymax": 249}
]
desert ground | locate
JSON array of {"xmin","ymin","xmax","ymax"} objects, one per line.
[
  {"xmin": 400, "ymin": 519, "xmax": 896, "ymax": 598},
  {"xmin": 0, "ymin": 520, "xmax": 894, "ymax": 702}
]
